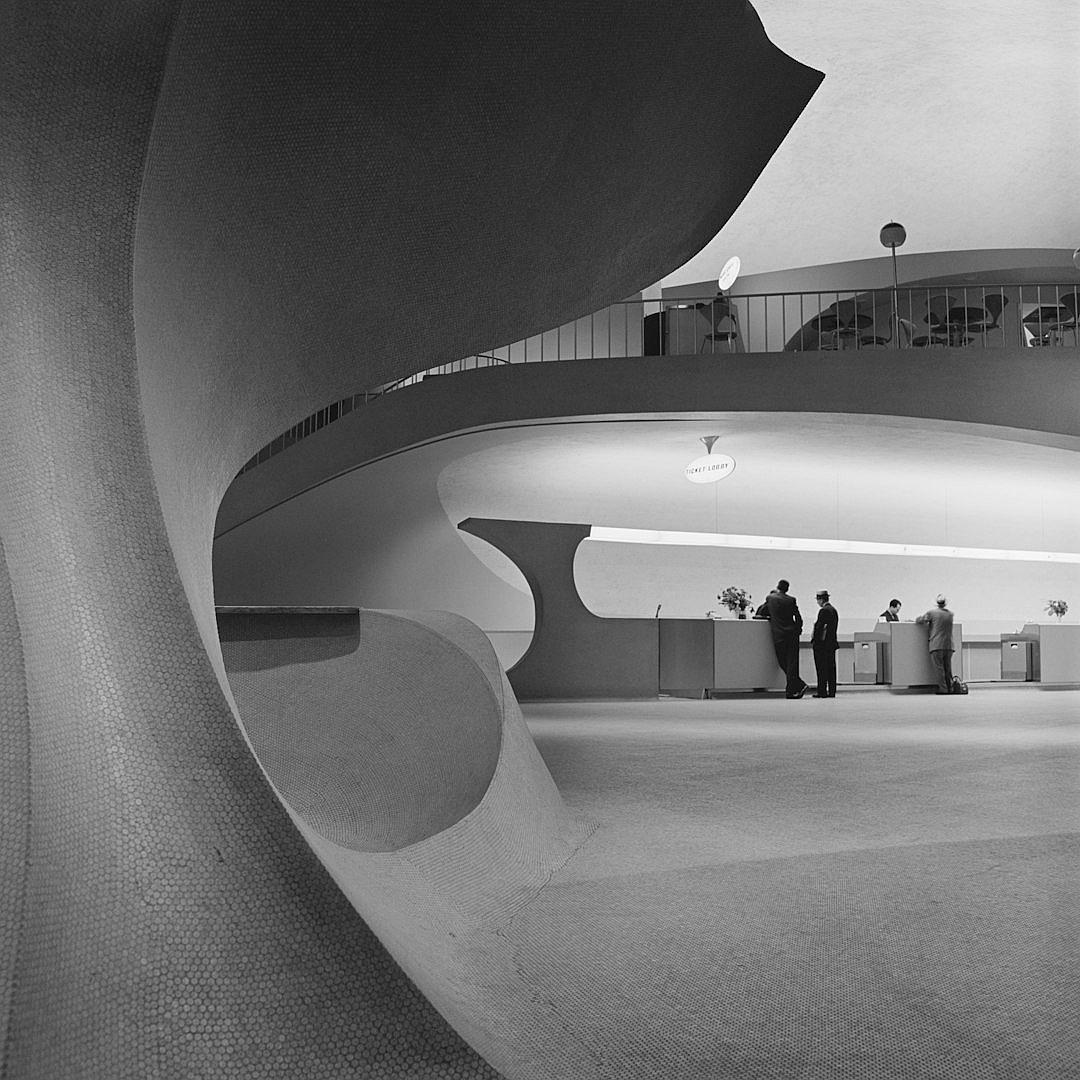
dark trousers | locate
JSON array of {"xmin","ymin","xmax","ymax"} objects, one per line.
[
  {"xmin": 813, "ymin": 644, "xmax": 837, "ymax": 697},
  {"xmin": 773, "ymin": 632, "xmax": 805, "ymax": 696},
  {"xmin": 930, "ymin": 649, "xmax": 954, "ymax": 692}
]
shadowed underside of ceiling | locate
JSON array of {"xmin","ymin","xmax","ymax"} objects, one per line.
[{"xmin": 0, "ymin": 1, "xmax": 820, "ymax": 1077}]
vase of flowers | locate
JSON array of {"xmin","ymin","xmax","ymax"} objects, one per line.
[
  {"xmin": 1046, "ymin": 599, "xmax": 1068, "ymax": 622},
  {"xmin": 719, "ymin": 586, "xmax": 752, "ymax": 619}
]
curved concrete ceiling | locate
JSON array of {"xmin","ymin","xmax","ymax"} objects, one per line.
[
  {"xmin": 434, "ymin": 416, "xmax": 1080, "ymax": 545},
  {"xmin": 132, "ymin": 0, "xmax": 823, "ymax": 662},
  {"xmin": 668, "ymin": 1, "xmax": 1080, "ymax": 281},
  {"xmin": 213, "ymin": 412, "xmax": 1080, "ymax": 639}
]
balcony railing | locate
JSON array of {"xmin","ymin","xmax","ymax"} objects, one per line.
[{"xmin": 238, "ymin": 283, "xmax": 1079, "ymax": 473}]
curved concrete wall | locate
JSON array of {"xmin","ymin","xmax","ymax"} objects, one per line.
[
  {"xmin": 219, "ymin": 608, "xmax": 505, "ymax": 852},
  {"xmin": 136, "ymin": 1, "xmax": 821, "ymax": 668},
  {"xmin": 1, "ymin": 2, "xmax": 818, "ymax": 1076},
  {"xmin": 0, "ymin": 544, "xmax": 28, "ymax": 1063},
  {"xmin": 217, "ymin": 607, "xmax": 593, "ymax": 1072}
]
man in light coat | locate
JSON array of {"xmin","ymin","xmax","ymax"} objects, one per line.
[{"xmin": 915, "ymin": 594, "xmax": 955, "ymax": 694}]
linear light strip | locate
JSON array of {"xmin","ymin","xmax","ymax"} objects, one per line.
[{"xmin": 588, "ymin": 526, "xmax": 1080, "ymax": 564}]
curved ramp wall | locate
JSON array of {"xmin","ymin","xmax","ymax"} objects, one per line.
[
  {"xmin": 218, "ymin": 608, "xmax": 506, "ymax": 853},
  {"xmin": 218, "ymin": 608, "xmax": 592, "ymax": 1074},
  {"xmin": 0, "ymin": 544, "xmax": 28, "ymax": 1062},
  {"xmin": 1, "ymin": 2, "xmax": 819, "ymax": 1076},
  {"xmin": 135, "ymin": 0, "xmax": 822, "ymax": 671}
]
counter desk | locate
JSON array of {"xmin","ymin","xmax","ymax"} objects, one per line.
[
  {"xmin": 658, "ymin": 617, "xmax": 980, "ymax": 694},
  {"xmin": 659, "ymin": 618, "xmax": 784, "ymax": 694},
  {"xmin": 854, "ymin": 622, "xmax": 964, "ymax": 687},
  {"xmin": 1004, "ymin": 624, "xmax": 1080, "ymax": 683}
]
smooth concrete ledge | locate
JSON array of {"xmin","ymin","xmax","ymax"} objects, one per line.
[
  {"xmin": 216, "ymin": 605, "xmax": 359, "ymax": 615},
  {"xmin": 216, "ymin": 349, "xmax": 1080, "ymax": 537}
]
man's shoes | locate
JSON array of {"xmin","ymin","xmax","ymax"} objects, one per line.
[
  {"xmin": 793, "ymin": 685, "xmax": 807, "ymax": 699},
  {"xmin": 812, "ymin": 693, "xmax": 827, "ymax": 698}
]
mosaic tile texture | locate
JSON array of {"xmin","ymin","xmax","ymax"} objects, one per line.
[
  {"xmin": 0, "ymin": 541, "xmax": 29, "ymax": 1067},
  {"xmin": 1, "ymin": 1, "xmax": 816, "ymax": 1076},
  {"xmin": 219, "ymin": 608, "xmax": 596, "ymax": 1075},
  {"xmin": 0, "ymin": 5, "xmax": 503, "ymax": 1077}
]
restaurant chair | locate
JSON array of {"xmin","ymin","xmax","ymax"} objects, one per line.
[
  {"xmin": 912, "ymin": 294, "xmax": 954, "ymax": 347},
  {"xmin": 982, "ymin": 293, "xmax": 1008, "ymax": 330},
  {"xmin": 837, "ymin": 310, "xmax": 874, "ymax": 347},
  {"xmin": 1054, "ymin": 290, "xmax": 1079, "ymax": 346},
  {"xmin": 699, "ymin": 299, "xmax": 739, "ymax": 353},
  {"xmin": 860, "ymin": 317, "xmax": 915, "ymax": 349},
  {"xmin": 944, "ymin": 300, "xmax": 988, "ymax": 345},
  {"xmin": 1022, "ymin": 303, "xmax": 1066, "ymax": 346},
  {"xmin": 972, "ymin": 293, "xmax": 1009, "ymax": 346}
]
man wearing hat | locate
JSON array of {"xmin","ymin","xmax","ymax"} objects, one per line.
[
  {"xmin": 811, "ymin": 589, "xmax": 839, "ymax": 698},
  {"xmin": 915, "ymin": 594, "xmax": 955, "ymax": 694}
]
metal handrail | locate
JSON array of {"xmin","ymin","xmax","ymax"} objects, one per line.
[{"xmin": 237, "ymin": 282, "xmax": 1079, "ymax": 474}]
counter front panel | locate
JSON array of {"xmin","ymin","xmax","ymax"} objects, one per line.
[
  {"xmin": 658, "ymin": 618, "xmax": 785, "ymax": 692},
  {"xmin": 713, "ymin": 620, "xmax": 786, "ymax": 690},
  {"xmin": 1015, "ymin": 623, "xmax": 1080, "ymax": 683},
  {"xmin": 886, "ymin": 622, "xmax": 963, "ymax": 686}
]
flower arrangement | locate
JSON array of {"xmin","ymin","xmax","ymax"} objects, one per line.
[
  {"xmin": 719, "ymin": 586, "xmax": 752, "ymax": 615},
  {"xmin": 1045, "ymin": 599, "xmax": 1068, "ymax": 621}
]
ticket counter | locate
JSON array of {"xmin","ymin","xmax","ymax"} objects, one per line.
[
  {"xmin": 1003, "ymin": 624, "xmax": 1080, "ymax": 684},
  {"xmin": 659, "ymin": 618, "xmax": 784, "ymax": 694},
  {"xmin": 884, "ymin": 621, "xmax": 964, "ymax": 686},
  {"xmin": 853, "ymin": 630, "xmax": 890, "ymax": 683},
  {"xmin": 713, "ymin": 620, "xmax": 785, "ymax": 690},
  {"xmin": 1000, "ymin": 638, "xmax": 1033, "ymax": 681},
  {"xmin": 854, "ymin": 622, "xmax": 964, "ymax": 687}
]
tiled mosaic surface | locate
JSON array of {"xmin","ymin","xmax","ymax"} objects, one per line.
[
  {"xmin": 220, "ymin": 608, "xmax": 595, "ymax": 1077},
  {"xmin": 2, "ymin": 1, "xmax": 808, "ymax": 1075},
  {"xmin": 1, "ymin": 4, "xmax": 499, "ymax": 1076},
  {"xmin": 0, "ymin": 542, "xmax": 29, "ymax": 1068}
]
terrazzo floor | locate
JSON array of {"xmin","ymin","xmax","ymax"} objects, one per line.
[{"xmin": 499, "ymin": 686, "xmax": 1080, "ymax": 1079}]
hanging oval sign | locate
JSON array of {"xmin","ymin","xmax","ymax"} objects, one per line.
[{"xmin": 684, "ymin": 453, "xmax": 736, "ymax": 484}]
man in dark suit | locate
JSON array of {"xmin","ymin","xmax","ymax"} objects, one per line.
[
  {"xmin": 765, "ymin": 579, "xmax": 807, "ymax": 699},
  {"xmin": 880, "ymin": 598, "xmax": 901, "ymax": 622},
  {"xmin": 811, "ymin": 589, "xmax": 839, "ymax": 698}
]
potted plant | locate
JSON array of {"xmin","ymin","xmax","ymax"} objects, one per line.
[
  {"xmin": 719, "ymin": 586, "xmax": 752, "ymax": 619},
  {"xmin": 1046, "ymin": 599, "xmax": 1068, "ymax": 621}
]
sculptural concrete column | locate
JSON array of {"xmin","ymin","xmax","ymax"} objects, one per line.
[{"xmin": 459, "ymin": 518, "xmax": 660, "ymax": 699}]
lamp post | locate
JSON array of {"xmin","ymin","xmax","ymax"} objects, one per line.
[{"xmin": 879, "ymin": 221, "xmax": 906, "ymax": 347}]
